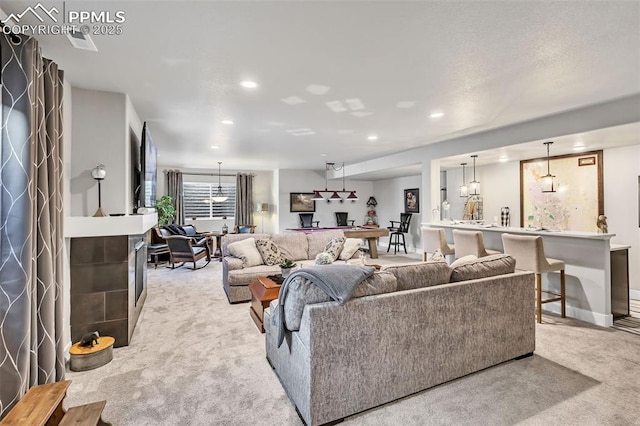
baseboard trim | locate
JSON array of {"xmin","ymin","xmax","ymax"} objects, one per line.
[
  {"xmin": 543, "ymin": 305, "xmax": 613, "ymax": 327},
  {"xmin": 630, "ymin": 289, "xmax": 640, "ymax": 301}
]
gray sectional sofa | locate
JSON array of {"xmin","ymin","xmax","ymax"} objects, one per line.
[
  {"xmin": 222, "ymin": 230, "xmax": 351, "ymax": 303},
  {"xmin": 264, "ymin": 255, "xmax": 536, "ymax": 426}
]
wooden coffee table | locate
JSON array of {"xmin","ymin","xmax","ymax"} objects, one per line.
[{"xmin": 248, "ymin": 276, "xmax": 282, "ymax": 333}]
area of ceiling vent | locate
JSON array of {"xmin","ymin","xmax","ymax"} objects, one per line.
[{"xmin": 66, "ymin": 29, "xmax": 97, "ymax": 52}]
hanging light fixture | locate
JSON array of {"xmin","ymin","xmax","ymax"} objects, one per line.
[
  {"xmin": 312, "ymin": 162, "xmax": 358, "ymax": 202},
  {"xmin": 212, "ymin": 161, "xmax": 228, "ymax": 202},
  {"xmin": 469, "ymin": 155, "xmax": 480, "ymax": 195},
  {"xmin": 459, "ymin": 162, "xmax": 469, "ymax": 197},
  {"xmin": 541, "ymin": 141, "xmax": 556, "ymax": 193}
]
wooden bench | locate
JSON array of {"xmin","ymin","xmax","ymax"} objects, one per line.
[{"xmin": 0, "ymin": 380, "xmax": 110, "ymax": 426}]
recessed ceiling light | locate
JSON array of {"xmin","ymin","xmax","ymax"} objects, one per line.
[
  {"xmin": 573, "ymin": 145, "xmax": 586, "ymax": 151},
  {"xmin": 367, "ymin": 135, "xmax": 378, "ymax": 141},
  {"xmin": 320, "ymin": 153, "xmax": 328, "ymax": 157},
  {"xmin": 240, "ymin": 80, "xmax": 258, "ymax": 89},
  {"xmin": 499, "ymin": 155, "xmax": 509, "ymax": 162},
  {"xmin": 430, "ymin": 112, "xmax": 445, "ymax": 118},
  {"xmin": 210, "ymin": 145, "xmax": 220, "ymax": 150},
  {"xmin": 221, "ymin": 120, "xmax": 234, "ymax": 125}
]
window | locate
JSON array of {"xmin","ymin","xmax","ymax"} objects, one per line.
[{"xmin": 183, "ymin": 182, "xmax": 236, "ymax": 219}]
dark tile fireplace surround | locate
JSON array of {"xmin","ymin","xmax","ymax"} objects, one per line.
[{"xmin": 70, "ymin": 234, "xmax": 147, "ymax": 347}]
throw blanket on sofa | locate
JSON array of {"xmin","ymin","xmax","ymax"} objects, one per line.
[{"xmin": 276, "ymin": 264, "xmax": 375, "ymax": 347}]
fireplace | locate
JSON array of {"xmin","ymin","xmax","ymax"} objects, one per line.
[{"xmin": 135, "ymin": 241, "xmax": 146, "ymax": 306}]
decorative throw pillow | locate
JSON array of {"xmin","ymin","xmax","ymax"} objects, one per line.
[
  {"xmin": 428, "ymin": 249, "xmax": 446, "ymax": 263},
  {"xmin": 339, "ymin": 238, "xmax": 362, "ymax": 260},
  {"xmin": 227, "ymin": 237, "xmax": 263, "ymax": 267},
  {"xmin": 450, "ymin": 254, "xmax": 516, "ymax": 282},
  {"xmin": 324, "ymin": 236, "xmax": 346, "ymax": 261},
  {"xmin": 255, "ymin": 239, "xmax": 284, "ymax": 266},
  {"xmin": 315, "ymin": 252, "xmax": 334, "ymax": 265},
  {"xmin": 450, "ymin": 255, "xmax": 477, "ymax": 268}
]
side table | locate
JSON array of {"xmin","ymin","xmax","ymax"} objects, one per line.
[{"xmin": 248, "ymin": 276, "xmax": 282, "ymax": 333}]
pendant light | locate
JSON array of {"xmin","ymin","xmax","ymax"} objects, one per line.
[
  {"xmin": 311, "ymin": 161, "xmax": 358, "ymax": 202},
  {"xmin": 212, "ymin": 161, "xmax": 228, "ymax": 202},
  {"xmin": 459, "ymin": 163, "xmax": 469, "ymax": 197},
  {"xmin": 469, "ymin": 155, "xmax": 480, "ymax": 195},
  {"xmin": 541, "ymin": 141, "xmax": 556, "ymax": 193}
]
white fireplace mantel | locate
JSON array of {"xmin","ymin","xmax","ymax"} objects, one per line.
[{"xmin": 64, "ymin": 213, "xmax": 158, "ymax": 238}]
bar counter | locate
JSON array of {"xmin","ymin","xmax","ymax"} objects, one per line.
[{"xmin": 425, "ymin": 222, "xmax": 617, "ymax": 327}]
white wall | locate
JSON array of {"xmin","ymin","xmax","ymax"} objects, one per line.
[
  {"xmin": 69, "ymin": 88, "xmax": 141, "ymax": 216},
  {"xmin": 604, "ymin": 144, "xmax": 640, "ymax": 295},
  {"xmin": 445, "ymin": 162, "xmax": 520, "ymax": 225},
  {"xmin": 277, "ymin": 169, "xmax": 373, "ymax": 232},
  {"xmin": 373, "ymin": 174, "xmax": 422, "ymax": 252}
]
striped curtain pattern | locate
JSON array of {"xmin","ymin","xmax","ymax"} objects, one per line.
[{"xmin": 235, "ymin": 173, "xmax": 253, "ymax": 225}]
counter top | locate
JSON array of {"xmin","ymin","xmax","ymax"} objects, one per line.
[
  {"xmin": 424, "ymin": 222, "xmax": 615, "ymax": 240},
  {"xmin": 65, "ymin": 213, "xmax": 158, "ymax": 238}
]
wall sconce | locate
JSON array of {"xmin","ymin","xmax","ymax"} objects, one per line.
[
  {"xmin": 459, "ymin": 163, "xmax": 469, "ymax": 197},
  {"xmin": 541, "ymin": 141, "xmax": 556, "ymax": 193},
  {"xmin": 469, "ymin": 155, "xmax": 480, "ymax": 196},
  {"xmin": 91, "ymin": 163, "xmax": 107, "ymax": 217}
]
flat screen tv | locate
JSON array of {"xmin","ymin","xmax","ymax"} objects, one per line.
[{"xmin": 140, "ymin": 122, "xmax": 157, "ymax": 208}]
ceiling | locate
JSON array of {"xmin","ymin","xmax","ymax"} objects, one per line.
[{"xmin": 1, "ymin": 1, "xmax": 639, "ymax": 174}]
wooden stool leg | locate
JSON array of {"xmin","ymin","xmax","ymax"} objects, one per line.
[
  {"xmin": 536, "ymin": 273, "xmax": 542, "ymax": 323},
  {"xmin": 560, "ymin": 269, "xmax": 566, "ymax": 318}
]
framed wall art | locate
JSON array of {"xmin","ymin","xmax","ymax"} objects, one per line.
[
  {"xmin": 290, "ymin": 192, "xmax": 316, "ymax": 213},
  {"xmin": 520, "ymin": 150, "xmax": 603, "ymax": 231},
  {"xmin": 404, "ymin": 188, "xmax": 420, "ymax": 213}
]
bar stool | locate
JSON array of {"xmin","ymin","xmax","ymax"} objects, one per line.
[
  {"xmin": 422, "ymin": 228, "xmax": 455, "ymax": 261},
  {"xmin": 452, "ymin": 229, "xmax": 501, "ymax": 258},
  {"xmin": 501, "ymin": 233, "xmax": 566, "ymax": 323}
]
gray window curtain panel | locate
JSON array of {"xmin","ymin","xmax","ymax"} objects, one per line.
[
  {"xmin": 167, "ymin": 170, "xmax": 184, "ymax": 224},
  {"xmin": 0, "ymin": 33, "xmax": 65, "ymax": 418},
  {"xmin": 235, "ymin": 173, "xmax": 253, "ymax": 225}
]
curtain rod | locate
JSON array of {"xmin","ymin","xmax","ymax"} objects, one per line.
[{"xmin": 163, "ymin": 170, "xmax": 255, "ymax": 177}]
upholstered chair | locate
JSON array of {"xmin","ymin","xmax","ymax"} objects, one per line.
[
  {"xmin": 422, "ymin": 228, "xmax": 455, "ymax": 261},
  {"xmin": 452, "ymin": 229, "xmax": 501, "ymax": 258},
  {"xmin": 164, "ymin": 235, "xmax": 211, "ymax": 270},
  {"xmin": 501, "ymin": 233, "xmax": 566, "ymax": 323}
]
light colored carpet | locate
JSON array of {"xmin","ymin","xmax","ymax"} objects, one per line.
[{"xmin": 65, "ymin": 254, "xmax": 640, "ymax": 425}]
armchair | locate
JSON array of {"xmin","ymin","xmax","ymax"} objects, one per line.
[
  {"xmin": 164, "ymin": 235, "xmax": 211, "ymax": 269},
  {"xmin": 233, "ymin": 225, "xmax": 256, "ymax": 234},
  {"xmin": 299, "ymin": 213, "xmax": 320, "ymax": 228}
]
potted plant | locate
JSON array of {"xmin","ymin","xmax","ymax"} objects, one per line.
[
  {"xmin": 279, "ymin": 258, "xmax": 297, "ymax": 278},
  {"xmin": 156, "ymin": 195, "xmax": 176, "ymax": 226}
]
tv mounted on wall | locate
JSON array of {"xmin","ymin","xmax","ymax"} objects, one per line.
[{"xmin": 139, "ymin": 122, "xmax": 157, "ymax": 208}]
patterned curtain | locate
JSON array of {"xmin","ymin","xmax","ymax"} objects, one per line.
[
  {"xmin": 235, "ymin": 173, "xmax": 253, "ymax": 225},
  {"xmin": 167, "ymin": 170, "xmax": 183, "ymax": 224},
  {"xmin": 0, "ymin": 33, "xmax": 65, "ymax": 418}
]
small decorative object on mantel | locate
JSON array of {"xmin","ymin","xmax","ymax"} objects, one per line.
[{"xmin": 597, "ymin": 214, "xmax": 608, "ymax": 233}]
